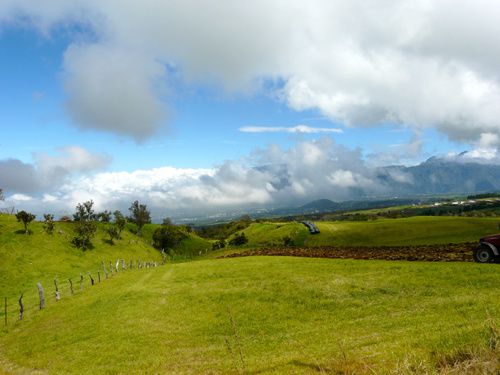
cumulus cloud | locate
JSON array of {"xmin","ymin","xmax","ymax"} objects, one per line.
[
  {"xmin": 1, "ymin": 1, "xmax": 500, "ymax": 144},
  {"xmin": 0, "ymin": 146, "xmax": 110, "ymax": 194},
  {"xmin": 239, "ymin": 125, "xmax": 343, "ymax": 134}
]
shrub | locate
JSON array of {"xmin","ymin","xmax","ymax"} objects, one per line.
[
  {"xmin": 43, "ymin": 214, "xmax": 55, "ymax": 234},
  {"xmin": 152, "ymin": 224, "xmax": 187, "ymax": 250},
  {"xmin": 15, "ymin": 210, "xmax": 36, "ymax": 234},
  {"xmin": 212, "ymin": 239, "xmax": 226, "ymax": 250},
  {"xmin": 229, "ymin": 232, "xmax": 248, "ymax": 246}
]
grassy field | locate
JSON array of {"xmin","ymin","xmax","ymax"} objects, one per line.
[
  {"xmin": 0, "ymin": 214, "xmax": 210, "ymax": 305},
  {"xmin": 0, "ymin": 256, "xmax": 499, "ymax": 374},
  {"xmin": 232, "ymin": 216, "xmax": 500, "ymax": 248}
]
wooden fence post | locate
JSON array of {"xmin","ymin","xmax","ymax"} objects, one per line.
[
  {"xmin": 54, "ymin": 278, "xmax": 60, "ymax": 301},
  {"xmin": 121, "ymin": 259, "xmax": 125, "ymax": 271},
  {"xmin": 88, "ymin": 272, "xmax": 94, "ymax": 286},
  {"xmin": 115, "ymin": 260, "xmax": 119, "ymax": 273},
  {"xmin": 97, "ymin": 270, "xmax": 101, "ymax": 283},
  {"xmin": 80, "ymin": 273, "xmax": 84, "ymax": 291},
  {"xmin": 102, "ymin": 261, "xmax": 108, "ymax": 279},
  {"xmin": 69, "ymin": 278, "xmax": 74, "ymax": 295},
  {"xmin": 37, "ymin": 283, "xmax": 45, "ymax": 310},
  {"xmin": 18, "ymin": 294, "xmax": 24, "ymax": 321},
  {"xmin": 109, "ymin": 261, "xmax": 113, "ymax": 275}
]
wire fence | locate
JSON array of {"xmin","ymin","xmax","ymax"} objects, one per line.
[{"xmin": 1, "ymin": 255, "xmax": 167, "ymax": 330}]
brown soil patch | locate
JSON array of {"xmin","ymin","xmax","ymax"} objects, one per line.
[{"xmin": 219, "ymin": 243, "xmax": 478, "ymax": 262}]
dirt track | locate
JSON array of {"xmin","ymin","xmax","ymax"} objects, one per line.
[{"xmin": 220, "ymin": 243, "xmax": 478, "ymax": 262}]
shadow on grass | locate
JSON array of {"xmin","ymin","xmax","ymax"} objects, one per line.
[{"xmin": 14, "ymin": 229, "xmax": 32, "ymax": 235}]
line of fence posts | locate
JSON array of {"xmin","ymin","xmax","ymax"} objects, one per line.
[{"xmin": 2, "ymin": 258, "xmax": 160, "ymax": 328}]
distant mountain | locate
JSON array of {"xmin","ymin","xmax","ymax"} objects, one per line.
[
  {"xmin": 300, "ymin": 199, "xmax": 341, "ymax": 212},
  {"xmin": 376, "ymin": 156, "xmax": 500, "ymax": 195}
]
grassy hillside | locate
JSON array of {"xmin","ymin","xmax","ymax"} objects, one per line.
[
  {"xmin": 0, "ymin": 257, "xmax": 499, "ymax": 374},
  {"xmin": 231, "ymin": 216, "xmax": 500, "ymax": 248},
  {"xmin": 0, "ymin": 214, "xmax": 212, "ymax": 306}
]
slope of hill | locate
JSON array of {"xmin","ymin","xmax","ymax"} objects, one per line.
[
  {"xmin": 226, "ymin": 216, "xmax": 499, "ymax": 249},
  {"xmin": 0, "ymin": 214, "xmax": 210, "ymax": 301},
  {"xmin": 0, "ymin": 257, "xmax": 498, "ymax": 374}
]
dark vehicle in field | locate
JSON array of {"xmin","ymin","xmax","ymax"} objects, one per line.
[
  {"xmin": 474, "ymin": 234, "xmax": 500, "ymax": 263},
  {"xmin": 301, "ymin": 221, "xmax": 320, "ymax": 234}
]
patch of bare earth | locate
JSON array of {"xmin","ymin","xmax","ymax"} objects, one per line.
[{"xmin": 219, "ymin": 243, "xmax": 477, "ymax": 262}]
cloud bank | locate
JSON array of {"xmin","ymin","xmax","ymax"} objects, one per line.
[{"xmin": 1, "ymin": 1, "xmax": 500, "ymax": 144}]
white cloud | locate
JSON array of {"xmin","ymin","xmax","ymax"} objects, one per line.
[
  {"xmin": 9, "ymin": 194, "xmax": 33, "ymax": 202},
  {"xmin": 239, "ymin": 125, "xmax": 343, "ymax": 134},
  {"xmin": 0, "ymin": 146, "xmax": 110, "ymax": 194},
  {"xmin": 1, "ymin": 1, "xmax": 500, "ymax": 144}
]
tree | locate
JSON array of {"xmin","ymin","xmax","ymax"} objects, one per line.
[
  {"xmin": 228, "ymin": 232, "xmax": 248, "ymax": 246},
  {"xmin": 128, "ymin": 200, "xmax": 151, "ymax": 236},
  {"xmin": 72, "ymin": 221, "xmax": 97, "ymax": 250},
  {"xmin": 72, "ymin": 200, "xmax": 97, "ymax": 250},
  {"xmin": 16, "ymin": 210, "xmax": 36, "ymax": 234},
  {"xmin": 105, "ymin": 225, "xmax": 120, "ymax": 245},
  {"xmin": 98, "ymin": 210, "xmax": 112, "ymax": 223},
  {"xmin": 113, "ymin": 210, "xmax": 126, "ymax": 238},
  {"xmin": 152, "ymin": 224, "xmax": 187, "ymax": 250},
  {"xmin": 43, "ymin": 214, "xmax": 55, "ymax": 234},
  {"xmin": 73, "ymin": 200, "xmax": 95, "ymax": 221}
]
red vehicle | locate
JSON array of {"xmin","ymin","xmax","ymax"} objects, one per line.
[{"xmin": 474, "ymin": 234, "xmax": 500, "ymax": 263}]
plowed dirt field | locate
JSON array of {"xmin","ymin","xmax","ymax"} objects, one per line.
[{"xmin": 220, "ymin": 243, "xmax": 478, "ymax": 262}]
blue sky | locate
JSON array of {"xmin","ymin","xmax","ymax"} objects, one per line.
[
  {"xmin": 0, "ymin": 22, "xmax": 466, "ymax": 171},
  {"xmin": 0, "ymin": 1, "xmax": 499, "ymax": 217}
]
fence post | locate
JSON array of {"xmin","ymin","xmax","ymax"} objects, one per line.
[
  {"xmin": 88, "ymin": 272, "xmax": 94, "ymax": 286},
  {"xmin": 97, "ymin": 270, "xmax": 101, "ymax": 283},
  {"xmin": 80, "ymin": 273, "xmax": 84, "ymax": 291},
  {"xmin": 129, "ymin": 259, "xmax": 133, "ymax": 269},
  {"xmin": 69, "ymin": 278, "xmax": 74, "ymax": 295},
  {"xmin": 37, "ymin": 283, "xmax": 45, "ymax": 310},
  {"xmin": 102, "ymin": 261, "xmax": 108, "ymax": 279},
  {"xmin": 109, "ymin": 261, "xmax": 113, "ymax": 275},
  {"xmin": 54, "ymin": 278, "xmax": 60, "ymax": 301},
  {"xmin": 115, "ymin": 260, "xmax": 119, "ymax": 273},
  {"xmin": 121, "ymin": 259, "xmax": 125, "ymax": 271},
  {"xmin": 18, "ymin": 294, "xmax": 24, "ymax": 321}
]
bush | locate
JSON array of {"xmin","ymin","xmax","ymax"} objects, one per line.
[
  {"xmin": 152, "ymin": 224, "xmax": 187, "ymax": 250},
  {"xmin": 282, "ymin": 235, "xmax": 293, "ymax": 247},
  {"xmin": 43, "ymin": 214, "xmax": 55, "ymax": 234},
  {"xmin": 229, "ymin": 232, "xmax": 248, "ymax": 246},
  {"xmin": 72, "ymin": 221, "xmax": 97, "ymax": 250},
  {"xmin": 15, "ymin": 210, "xmax": 36, "ymax": 234},
  {"xmin": 212, "ymin": 239, "xmax": 226, "ymax": 250}
]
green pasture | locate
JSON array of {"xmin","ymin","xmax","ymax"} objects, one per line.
[
  {"xmin": 233, "ymin": 217, "xmax": 500, "ymax": 248},
  {"xmin": 1, "ymin": 257, "xmax": 499, "ymax": 374}
]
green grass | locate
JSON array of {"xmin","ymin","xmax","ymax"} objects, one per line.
[
  {"xmin": 0, "ymin": 214, "xmax": 162, "ymax": 303},
  {"xmin": 0, "ymin": 257, "xmax": 499, "ymax": 374},
  {"xmin": 233, "ymin": 217, "xmax": 500, "ymax": 248}
]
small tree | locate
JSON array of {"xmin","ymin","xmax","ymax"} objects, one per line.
[
  {"xmin": 72, "ymin": 221, "xmax": 97, "ymax": 250},
  {"xmin": 152, "ymin": 224, "xmax": 187, "ymax": 250},
  {"xmin": 128, "ymin": 200, "xmax": 151, "ymax": 236},
  {"xmin": 43, "ymin": 214, "xmax": 55, "ymax": 234},
  {"xmin": 73, "ymin": 200, "xmax": 95, "ymax": 221},
  {"xmin": 105, "ymin": 225, "xmax": 120, "ymax": 245},
  {"xmin": 98, "ymin": 210, "xmax": 112, "ymax": 223},
  {"xmin": 16, "ymin": 210, "xmax": 36, "ymax": 234},
  {"xmin": 113, "ymin": 210, "xmax": 126, "ymax": 238},
  {"xmin": 228, "ymin": 232, "xmax": 248, "ymax": 246},
  {"xmin": 72, "ymin": 200, "xmax": 97, "ymax": 250}
]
